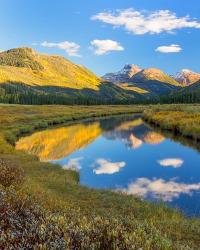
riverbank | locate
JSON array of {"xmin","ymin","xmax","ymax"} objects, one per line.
[
  {"xmin": 1, "ymin": 104, "xmax": 200, "ymax": 249},
  {"xmin": 143, "ymin": 104, "xmax": 200, "ymax": 141}
]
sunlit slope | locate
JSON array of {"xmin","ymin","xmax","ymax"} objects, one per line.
[
  {"xmin": 16, "ymin": 122, "xmax": 102, "ymax": 161},
  {"xmin": 0, "ymin": 48, "xmax": 145, "ymax": 102},
  {"xmin": 0, "ymin": 48, "xmax": 101, "ymax": 90}
]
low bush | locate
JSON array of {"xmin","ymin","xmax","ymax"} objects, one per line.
[{"xmin": 0, "ymin": 159, "xmax": 25, "ymax": 187}]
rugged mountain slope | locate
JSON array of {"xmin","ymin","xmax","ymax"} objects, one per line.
[
  {"xmin": 0, "ymin": 48, "xmax": 143, "ymax": 104},
  {"xmin": 131, "ymin": 68, "xmax": 179, "ymax": 86},
  {"xmin": 130, "ymin": 68, "xmax": 181, "ymax": 95},
  {"xmin": 102, "ymin": 64, "xmax": 141, "ymax": 83},
  {"xmin": 173, "ymin": 69, "xmax": 200, "ymax": 86},
  {"xmin": 103, "ymin": 66, "xmax": 182, "ymax": 96}
]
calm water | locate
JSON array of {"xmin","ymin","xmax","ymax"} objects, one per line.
[{"xmin": 16, "ymin": 115, "xmax": 200, "ymax": 216}]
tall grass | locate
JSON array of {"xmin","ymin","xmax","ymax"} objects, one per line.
[{"xmin": 144, "ymin": 104, "xmax": 200, "ymax": 141}]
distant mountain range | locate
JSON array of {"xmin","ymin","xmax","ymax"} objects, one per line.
[
  {"xmin": 103, "ymin": 65, "xmax": 200, "ymax": 101},
  {"xmin": 0, "ymin": 48, "xmax": 200, "ymax": 104},
  {"xmin": 103, "ymin": 64, "xmax": 182, "ymax": 96},
  {"xmin": 103, "ymin": 64, "xmax": 200, "ymax": 87}
]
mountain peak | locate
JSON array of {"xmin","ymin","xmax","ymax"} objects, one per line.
[
  {"xmin": 0, "ymin": 47, "xmax": 43, "ymax": 70},
  {"xmin": 174, "ymin": 69, "xmax": 200, "ymax": 86},
  {"xmin": 102, "ymin": 64, "xmax": 141, "ymax": 83}
]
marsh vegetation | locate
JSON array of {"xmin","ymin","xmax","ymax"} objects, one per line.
[{"xmin": 1, "ymin": 104, "xmax": 200, "ymax": 249}]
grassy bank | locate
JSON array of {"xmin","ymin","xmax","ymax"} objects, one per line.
[
  {"xmin": 143, "ymin": 104, "xmax": 200, "ymax": 141},
  {"xmin": 1, "ymin": 104, "xmax": 200, "ymax": 249}
]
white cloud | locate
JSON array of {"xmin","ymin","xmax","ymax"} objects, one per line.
[
  {"xmin": 120, "ymin": 178, "xmax": 200, "ymax": 202},
  {"xmin": 40, "ymin": 41, "xmax": 81, "ymax": 57},
  {"xmin": 90, "ymin": 39, "xmax": 124, "ymax": 55},
  {"xmin": 92, "ymin": 9, "xmax": 200, "ymax": 35},
  {"xmin": 156, "ymin": 44, "xmax": 182, "ymax": 53},
  {"xmin": 93, "ymin": 158, "xmax": 126, "ymax": 174},
  {"xmin": 63, "ymin": 157, "xmax": 83, "ymax": 171},
  {"xmin": 158, "ymin": 158, "xmax": 184, "ymax": 168}
]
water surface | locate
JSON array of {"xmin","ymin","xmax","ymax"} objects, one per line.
[{"xmin": 16, "ymin": 115, "xmax": 200, "ymax": 216}]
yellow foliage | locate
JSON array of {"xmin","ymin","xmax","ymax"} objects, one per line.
[
  {"xmin": 0, "ymin": 51, "xmax": 101, "ymax": 90},
  {"xmin": 16, "ymin": 122, "xmax": 102, "ymax": 161}
]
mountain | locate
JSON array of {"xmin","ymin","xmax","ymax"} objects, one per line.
[
  {"xmin": 0, "ymin": 48, "xmax": 143, "ymax": 104},
  {"xmin": 131, "ymin": 68, "xmax": 179, "ymax": 86},
  {"xmin": 0, "ymin": 47, "xmax": 101, "ymax": 89},
  {"xmin": 102, "ymin": 64, "xmax": 142, "ymax": 83},
  {"xmin": 173, "ymin": 69, "xmax": 200, "ymax": 86},
  {"xmin": 103, "ymin": 65, "xmax": 181, "ymax": 96}
]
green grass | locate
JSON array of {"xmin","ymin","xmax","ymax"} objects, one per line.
[{"xmin": 1, "ymin": 104, "xmax": 200, "ymax": 249}]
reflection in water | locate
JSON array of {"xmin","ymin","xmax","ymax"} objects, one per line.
[
  {"xmin": 158, "ymin": 158, "xmax": 184, "ymax": 168},
  {"xmin": 142, "ymin": 132, "xmax": 165, "ymax": 145},
  {"xmin": 93, "ymin": 159, "xmax": 126, "ymax": 175},
  {"xmin": 16, "ymin": 116, "xmax": 164, "ymax": 161},
  {"xmin": 16, "ymin": 115, "xmax": 200, "ymax": 215},
  {"xmin": 63, "ymin": 157, "xmax": 83, "ymax": 171},
  {"xmin": 129, "ymin": 134, "xmax": 143, "ymax": 149},
  {"xmin": 16, "ymin": 122, "xmax": 102, "ymax": 161},
  {"xmin": 120, "ymin": 178, "xmax": 200, "ymax": 202},
  {"xmin": 104, "ymin": 118, "xmax": 165, "ymax": 149}
]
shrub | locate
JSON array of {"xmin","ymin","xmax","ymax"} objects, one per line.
[{"xmin": 0, "ymin": 159, "xmax": 25, "ymax": 187}]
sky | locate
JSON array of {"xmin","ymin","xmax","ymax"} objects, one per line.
[{"xmin": 1, "ymin": 0, "xmax": 200, "ymax": 76}]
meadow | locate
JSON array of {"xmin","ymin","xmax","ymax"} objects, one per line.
[
  {"xmin": 144, "ymin": 104, "xmax": 200, "ymax": 141},
  {"xmin": 1, "ymin": 104, "xmax": 200, "ymax": 249}
]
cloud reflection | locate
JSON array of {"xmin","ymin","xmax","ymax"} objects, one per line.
[
  {"xmin": 120, "ymin": 178, "xmax": 200, "ymax": 202},
  {"xmin": 93, "ymin": 158, "xmax": 126, "ymax": 174},
  {"xmin": 158, "ymin": 158, "xmax": 184, "ymax": 168},
  {"xmin": 63, "ymin": 157, "xmax": 83, "ymax": 171}
]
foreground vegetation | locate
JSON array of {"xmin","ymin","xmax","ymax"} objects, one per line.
[{"xmin": 1, "ymin": 104, "xmax": 200, "ymax": 249}]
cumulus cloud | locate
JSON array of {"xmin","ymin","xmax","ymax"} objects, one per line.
[
  {"xmin": 156, "ymin": 44, "xmax": 182, "ymax": 53},
  {"xmin": 90, "ymin": 39, "xmax": 124, "ymax": 55},
  {"xmin": 158, "ymin": 158, "xmax": 184, "ymax": 168},
  {"xmin": 91, "ymin": 9, "xmax": 200, "ymax": 35},
  {"xmin": 40, "ymin": 41, "xmax": 81, "ymax": 57},
  {"xmin": 120, "ymin": 178, "xmax": 200, "ymax": 202},
  {"xmin": 63, "ymin": 157, "xmax": 83, "ymax": 171},
  {"xmin": 93, "ymin": 158, "xmax": 126, "ymax": 174}
]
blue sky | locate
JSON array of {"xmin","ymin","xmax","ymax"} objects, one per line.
[{"xmin": 1, "ymin": 0, "xmax": 200, "ymax": 76}]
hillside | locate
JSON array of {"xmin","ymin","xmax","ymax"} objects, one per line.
[
  {"xmin": 0, "ymin": 48, "xmax": 144, "ymax": 104},
  {"xmin": 0, "ymin": 48, "xmax": 101, "ymax": 89}
]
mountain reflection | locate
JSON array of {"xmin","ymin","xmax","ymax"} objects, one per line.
[
  {"xmin": 16, "ymin": 115, "xmax": 165, "ymax": 161},
  {"xmin": 16, "ymin": 122, "xmax": 102, "ymax": 161},
  {"xmin": 104, "ymin": 117, "xmax": 165, "ymax": 149}
]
